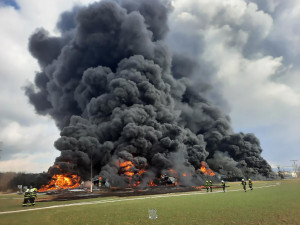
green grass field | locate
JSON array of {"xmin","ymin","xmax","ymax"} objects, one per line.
[{"xmin": 0, "ymin": 180, "xmax": 299, "ymax": 225}]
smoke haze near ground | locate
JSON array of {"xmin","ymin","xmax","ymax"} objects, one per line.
[{"xmin": 25, "ymin": 0, "xmax": 274, "ymax": 186}]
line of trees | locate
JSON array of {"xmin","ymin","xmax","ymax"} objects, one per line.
[{"xmin": 0, "ymin": 172, "xmax": 50, "ymax": 192}]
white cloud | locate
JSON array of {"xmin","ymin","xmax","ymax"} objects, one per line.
[
  {"xmin": 0, "ymin": 152, "xmax": 59, "ymax": 173},
  {"xmin": 0, "ymin": 0, "xmax": 97, "ymax": 172},
  {"xmin": 0, "ymin": 120, "xmax": 58, "ymax": 155},
  {"xmin": 169, "ymin": 0, "xmax": 300, "ymax": 166}
]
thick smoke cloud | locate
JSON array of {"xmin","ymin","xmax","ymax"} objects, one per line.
[{"xmin": 26, "ymin": 0, "xmax": 274, "ymax": 186}]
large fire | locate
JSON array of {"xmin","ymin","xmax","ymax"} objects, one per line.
[
  {"xmin": 119, "ymin": 160, "xmax": 149, "ymax": 187},
  {"xmin": 118, "ymin": 160, "xmax": 179, "ymax": 187},
  {"xmin": 111, "ymin": 160, "xmax": 215, "ymax": 188},
  {"xmin": 200, "ymin": 161, "xmax": 215, "ymax": 176},
  {"xmin": 39, "ymin": 160, "xmax": 215, "ymax": 192},
  {"xmin": 120, "ymin": 161, "xmax": 135, "ymax": 177},
  {"xmin": 38, "ymin": 166, "xmax": 81, "ymax": 192}
]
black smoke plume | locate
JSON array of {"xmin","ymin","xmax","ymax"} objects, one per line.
[{"xmin": 26, "ymin": 0, "xmax": 274, "ymax": 186}]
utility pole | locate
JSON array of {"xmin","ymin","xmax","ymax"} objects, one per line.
[
  {"xmin": 90, "ymin": 155, "xmax": 93, "ymax": 193},
  {"xmin": 90, "ymin": 151, "xmax": 94, "ymax": 193},
  {"xmin": 0, "ymin": 141, "xmax": 3, "ymax": 159},
  {"xmin": 290, "ymin": 160, "xmax": 298, "ymax": 175}
]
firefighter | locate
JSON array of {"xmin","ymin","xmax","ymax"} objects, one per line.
[
  {"xmin": 29, "ymin": 185, "xmax": 37, "ymax": 206},
  {"xmin": 221, "ymin": 180, "xmax": 226, "ymax": 192},
  {"xmin": 22, "ymin": 188, "xmax": 31, "ymax": 207},
  {"xmin": 209, "ymin": 180, "xmax": 213, "ymax": 192},
  {"xmin": 248, "ymin": 179, "xmax": 253, "ymax": 190},
  {"xmin": 205, "ymin": 180, "xmax": 209, "ymax": 192},
  {"xmin": 241, "ymin": 179, "xmax": 247, "ymax": 192}
]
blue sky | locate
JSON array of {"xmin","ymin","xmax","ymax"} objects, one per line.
[{"xmin": 0, "ymin": 0, "xmax": 20, "ymax": 9}]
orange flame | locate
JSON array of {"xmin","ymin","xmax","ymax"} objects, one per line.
[
  {"xmin": 120, "ymin": 161, "xmax": 134, "ymax": 170},
  {"xmin": 200, "ymin": 161, "xmax": 215, "ymax": 176},
  {"xmin": 138, "ymin": 168, "xmax": 146, "ymax": 176},
  {"xmin": 183, "ymin": 173, "xmax": 187, "ymax": 177},
  {"xmin": 118, "ymin": 162, "xmax": 182, "ymax": 188},
  {"xmin": 193, "ymin": 186, "xmax": 202, "ymax": 190},
  {"xmin": 124, "ymin": 171, "xmax": 134, "ymax": 177},
  {"xmin": 133, "ymin": 181, "xmax": 140, "ymax": 187},
  {"xmin": 38, "ymin": 173, "xmax": 81, "ymax": 192},
  {"xmin": 119, "ymin": 160, "xmax": 139, "ymax": 187},
  {"xmin": 148, "ymin": 180, "xmax": 157, "ymax": 186},
  {"xmin": 38, "ymin": 165, "xmax": 81, "ymax": 192},
  {"xmin": 119, "ymin": 161, "xmax": 135, "ymax": 177},
  {"xmin": 169, "ymin": 169, "xmax": 176, "ymax": 174}
]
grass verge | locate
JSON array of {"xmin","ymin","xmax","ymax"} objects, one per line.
[{"xmin": 0, "ymin": 180, "xmax": 299, "ymax": 225}]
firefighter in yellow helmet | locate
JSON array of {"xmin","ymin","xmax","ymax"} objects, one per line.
[
  {"xmin": 209, "ymin": 180, "xmax": 213, "ymax": 192},
  {"xmin": 22, "ymin": 188, "xmax": 31, "ymax": 207},
  {"xmin": 29, "ymin": 185, "xmax": 37, "ymax": 206},
  {"xmin": 205, "ymin": 180, "xmax": 209, "ymax": 192},
  {"xmin": 248, "ymin": 179, "xmax": 253, "ymax": 190}
]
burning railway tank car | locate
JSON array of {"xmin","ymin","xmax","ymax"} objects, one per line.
[{"xmin": 27, "ymin": 0, "xmax": 274, "ymax": 191}]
